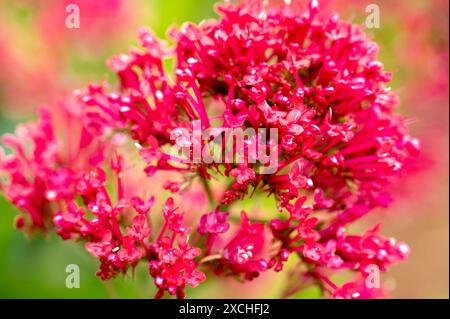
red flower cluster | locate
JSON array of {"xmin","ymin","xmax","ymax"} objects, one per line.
[{"xmin": 0, "ymin": 0, "xmax": 420, "ymax": 298}]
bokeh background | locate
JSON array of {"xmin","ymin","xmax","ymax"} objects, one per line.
[{"xmin": 0, "ymin": 0, "xmax": 448, "ymax": 298}]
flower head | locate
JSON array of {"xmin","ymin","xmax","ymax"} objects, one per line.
[{"xmin": 0, "ymin": 0, "xmax": 421, "ymax": 299}]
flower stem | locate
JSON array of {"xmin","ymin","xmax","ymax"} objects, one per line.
[
  {"xmin": 199, "ymin": 254, "xmax": 222, "ymax": 264},
  {"xmin": 201, "ymin": 178, "xmax": 214, "ymax": 208}
]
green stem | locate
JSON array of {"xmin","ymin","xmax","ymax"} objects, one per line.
[{"xmin": 201, "ymin": 178, "xmax": 214, "ymax": 208}]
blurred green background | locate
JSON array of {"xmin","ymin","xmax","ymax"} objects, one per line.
[{"xmin": 0, "ymin": 0, "xmax": 448, "ymax": 298}]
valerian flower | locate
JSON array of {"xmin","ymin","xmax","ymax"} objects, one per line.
[{"xmin": 0, "ymin": 0, "xmax": 421, "ymax": 299}]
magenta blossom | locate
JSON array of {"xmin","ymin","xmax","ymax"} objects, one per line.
[{"xmin": 0, "ymin": 0, "xmax": 421, "ymax": 298}]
